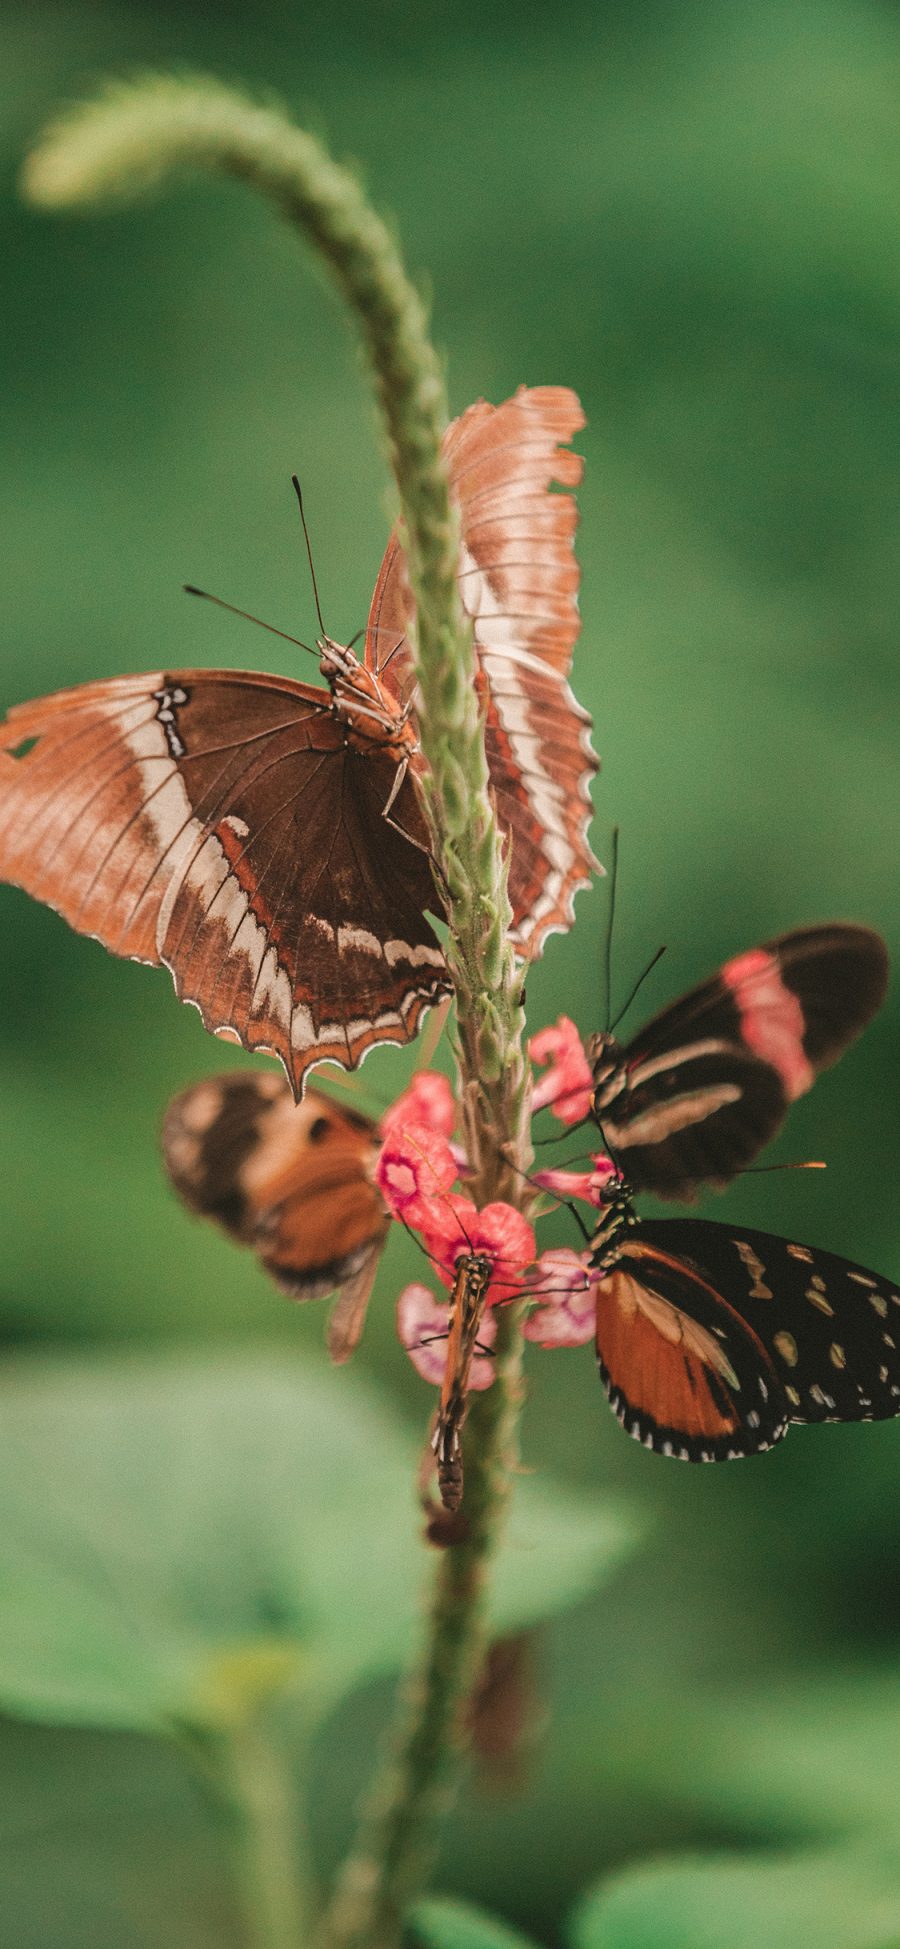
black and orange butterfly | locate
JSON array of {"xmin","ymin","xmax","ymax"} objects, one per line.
[
  {"xmin": 585, "ymin": 1176, "xmax": 900, "ymax": 1462},
  {"xmin": 588, "ymin": 923, "xmax": 888, "ymax": 1200},
  {"xmin": 162, "ymin": 1071, "xmax": 388, "ymax": 1362}
]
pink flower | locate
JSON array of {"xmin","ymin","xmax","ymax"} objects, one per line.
[
  {"xmin": 417, "ymin": 1197, "xmax": 537, "ymax": 1306},
  {"xmin": 529, "ymin": 1017, "xmax": 593, "ymax": 1125},
  {"xmin": 380, "ymin": 1070, "xmax": 457, "ymax": 1142},
  {"xmin": 532, "ymin": 1152, "xmax": 617, "ymax": 1207},
  {"xmin": 522, "ymin": 1249, "xmax": 596, "ymax": 1347},
  {"xmin": 375, "ymin": 1124, "xmax": 459, "ymax": 1225},
  {"xmin": 397, "ymin": 1282, "xmax": 496, "ymax": 1389}
]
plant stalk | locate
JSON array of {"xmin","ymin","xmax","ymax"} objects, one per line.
[
  {"xmin": 322, "ymin": 1301, "xmax": 527, "ymax": 1949},
  {"xmin": 213, "ymin": 1718, "xmax": 316, "ymax": 1949},
  {"xmin": 23, "ymin": 75, "xmax": 533, "ymax": 1947}
]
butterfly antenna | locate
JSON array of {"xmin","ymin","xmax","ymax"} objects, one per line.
[
  {"xmin": 496, "ymin": 1142, "xmax": 593, "ymax": 1245},
  {"xmin": 741, "ymin": 1160, "xmax": 827, "ymax": 1174},
  {"xmin": 602, "ymin": 826, "xmax": 619, "ymax": 1032},
  {"xmin": 291, "ymin": 477, "xmax": 327, "ymax": 638},
  {"xmin": 183, "ymin": 586, "xmax": 317, "ymax": 658},
  {"xmin": 382, "ymin": 636, "xmax": 408, "ymax": 673},
  {"xmin": 609, "ymin": 943, "xmax": 667, "ymax": 1034}
]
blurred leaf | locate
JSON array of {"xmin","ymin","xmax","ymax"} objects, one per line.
[
  {"xmin": 570, "ymin": 1841, "xmax": 900, "ymax": 1949},
  {"xmin": 0, "ymin": 1352, "xmax": 638, "ymax": 1737},
  {"xmin": 0, "ymin": 1715, "xmax": 239, "ymax": 1949},
  {"xmin": 407, "ymin": 1895, "xmax": 543, "ymax": 1949},
  {"xmin": 600, "ymin": 1667, "xmax": 900, "ymax": 1844}
]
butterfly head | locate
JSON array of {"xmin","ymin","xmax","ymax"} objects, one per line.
[
  {"xmin": 455, "ymin": 1249, "xmax": 496, "ymax": 1292},
  {"xmin": 319, "ymin": 635, "xmax": 419, "ymax": 758},
  {"xmin": 584, "ymin": 1167, "xmax": 636, "ymax": 1267}
]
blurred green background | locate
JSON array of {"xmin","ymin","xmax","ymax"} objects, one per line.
[{"xmin": 2, "ymin": 2, "xmax": 900, "ymax": 1945}]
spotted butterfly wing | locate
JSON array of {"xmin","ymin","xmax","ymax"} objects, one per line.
[
  {"xmin": 594, "ymin": 1215, "xmax": 900, "ymax": 1461},
  {"xmin": 0, "ymin": 669, "xmax": 450, "ymax": 1096},
  {"xmin": 591, "ymin": 924, "xmax": 888, "ymax": 1199},
  {"xmin": 366, "ymin": 385, "xmax": 599, "ymax": 951},
  {"xmin": 162, "ymin": 1070, "xmax": 389, "ymax": 1360}
]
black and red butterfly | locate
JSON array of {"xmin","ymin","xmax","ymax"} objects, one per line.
[
  {"xmin": 584, "ymin": 1177, "xmax": 900, "ymax": 1463},
  {"xmin": 0, "ymin": 387, "xmax": 597, "ymax": 1097},
  {"xmin": 587, "ymin": 923, "xmax": 888, "ymax": 1200}
]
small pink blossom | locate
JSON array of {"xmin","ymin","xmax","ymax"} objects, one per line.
[
  {"xmin": 532, "ymin": 1151, "xmax": 617, "ymax": 1207},
  {"xmin": 522, "ymin": 1249, "xmax": 596, "ymax": 1347},
  {"xmin": 417, "ymin": 1197, "xmax": 536, "ymax": 1305},
  {"xmin": 375, "ymin": 1124, "xmax": 459, "ymax": 1224},
  {"xmin": 529, "ymin": 1016, "xmax": 593, "ymax": 1125},
  {"xmin": 380, "ymin": 1070, "xmax": 457, "ymax": 1142},
  {"xmin": 397, "ymin": 1282, "xmax": 496, "ymax": 1389}
]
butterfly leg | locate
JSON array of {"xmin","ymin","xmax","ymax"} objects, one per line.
[
  {"xmin": 497, "ymin": 1143, "xmax": 594, "ymax": 1245},
  {"xmin": 379, "ymin": 757, "xmax": 440, "ymax": 866}
]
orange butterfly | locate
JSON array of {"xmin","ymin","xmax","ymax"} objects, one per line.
[{"xmin": 162, "ymin": 1071, "xmax": 388, "ymax": 1362}]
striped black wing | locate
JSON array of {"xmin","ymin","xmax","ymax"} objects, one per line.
[
  {"xmin": 598, "ymin": 924, "xmax": 887, "ymax": 1200},
  {"xmin": 594, "ymin": 1227, "xmax": 789, "ymax": 1462},
  {"xmin": 639, "ymin": 1218, "xmax": 900, "ymax": 1436}
]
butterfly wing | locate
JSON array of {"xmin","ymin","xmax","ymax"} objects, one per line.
[
  {"xmin": 598, "ymin": 925, "xmax": 888, "ymax": 1199},
  {"xmin": 594, "ymin": 1228, "xmax": 790, "ymax": 1460},
  {"xmin": 619, "ymin": 1218, "xmax": 900, "ymax": 1451},
  {"xmin": 365, "ymin": 386, "xmax": 599, "ymax": 953},
  {"xmin": 162, "ymin": 1071, "xmax": 389, "ymax": 1351},
  {"xmin": 0, "ymin": 669, "xmax": 450, "ymax": 1094}
]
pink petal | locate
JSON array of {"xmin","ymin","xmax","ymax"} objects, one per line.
[
  {"xmin": 396, "ymin": 1282, "xmax": 496, "ymax": 1390},
  {"xmin": 375, "ymin": 1122, "xmax": 459, "ymax": 1222},
  {"xmin": 529, "ymin": 1016, "xmax": 594, "ymax": 1124},
  {"xmin": 380, "ymin": 1071, "xmax": 457, "ymax": 1141},
  {"xmin": 523, "ymin": 1249, "xmax": 596, "ymax": 1347},
  {"xmin": 416, "ymin": 1194, "xmax": 484, "ymax": 1283},
  {"xmin": 532, "ymin": 1152, "xmax": 617, "ymax": 1207},
  {"xmin": 413, "ymin": 1197, "xmax": 536, "ymax": 1304},
  {"xmin": 471, "ymin": 1203, "xmax": 536, "ymax": 1276}
]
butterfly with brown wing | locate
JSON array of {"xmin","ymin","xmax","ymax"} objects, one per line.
[
  {"xmin": 162, "ymin": 1071, "xmax": 388, "ymax": 1362},
  {"xmin": 0, "ymin": 387, "xmax": 597, "ymax": 1096}
]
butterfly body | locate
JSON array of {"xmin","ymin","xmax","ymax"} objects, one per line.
[
  {"xmin": 432, "ymin": 1250, "xmax": 496, "ymax": 1511},
  {"xmin": 319, "ymin": 635, "xmax": 417, "ymax": 759},
  {"xmin": 588, "ymin": 925, "xmax": 888, "ymax": 1200}
]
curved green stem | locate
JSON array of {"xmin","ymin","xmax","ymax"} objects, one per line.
[
  {"xmin": 23, "ymin": 74, "xmax": 532, "ymax": 1947},
  {"xmin": 206, "ymin": 1717, "xmax": 315, "ymax": 1949}
]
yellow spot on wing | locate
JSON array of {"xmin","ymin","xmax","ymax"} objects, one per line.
[{"xmin": 733, "ymin": 1238, "xmax": 772, "ymax": 1301}]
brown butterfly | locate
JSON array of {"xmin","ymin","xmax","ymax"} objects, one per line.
[
  {"xmin": 0, "ymin": 387, "xmax": 596, "ymax": 1095},
  {"xmin": 162, "ymin": 1070, "xmax": 388, "ymax": 1361}
]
